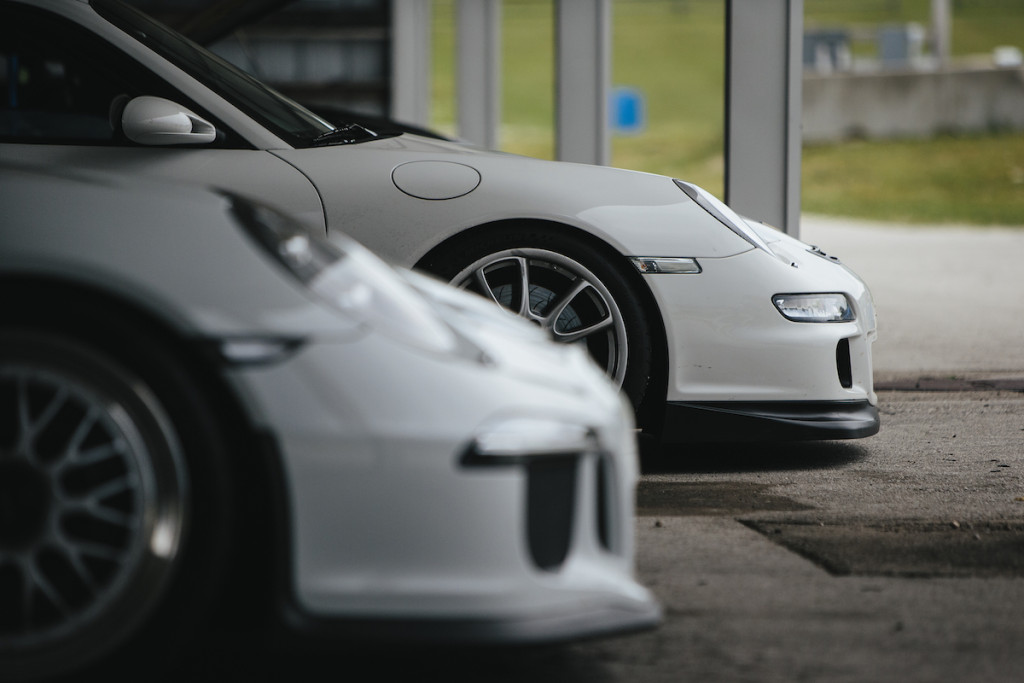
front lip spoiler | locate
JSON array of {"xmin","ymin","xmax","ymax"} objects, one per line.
[
  {"xmin": 277, "ymin": 601, "xmax": 663, "ymax": 647},
  {"xmin": 661, "ymin": 400, "xmax": 879, "ymax": 442}
]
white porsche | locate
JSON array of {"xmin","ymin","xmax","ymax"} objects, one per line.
[
  {"xmin": 0, "ymin": 0, "xmax": 878, "ymax": 442},
  {"xmin": 0, "ymin": 161, "xmax": 660, "ymax": 680}
]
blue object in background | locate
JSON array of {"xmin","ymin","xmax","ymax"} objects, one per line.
[{"xmin": 611, "ymin": 87, "xmax": 645, "ymax": 135}]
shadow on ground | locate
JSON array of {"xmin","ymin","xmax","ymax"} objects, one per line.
[
  {"xmin": 129, "ymin": 639, "xmax": 623, "ymax": 683},
  {"xmin": 743, "ymin": 519, "xmax": 1024, "ymax": 578}
]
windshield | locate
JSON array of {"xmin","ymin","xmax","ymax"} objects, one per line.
[{"xmin": 91, "ymin": 0, "xmax": 337, "ymax": 147}]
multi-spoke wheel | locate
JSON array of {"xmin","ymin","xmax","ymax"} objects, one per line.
[
  {"xmin": 421, "ymin": 227, "xmax": 654, "ymax": 413},
  {"xmin": 0, "ymin": 330, "xmax": 229, "ymax": 681}
]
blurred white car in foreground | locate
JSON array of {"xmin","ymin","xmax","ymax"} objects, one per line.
[
  {"xmin": 0, "ymin": 0, "xmax": 878, "ymax": 442},
  {"xmin": 0, "ymin": 162, "xmax": 660, "ymax": 681}
]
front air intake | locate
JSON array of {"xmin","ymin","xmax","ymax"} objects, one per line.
[
  {"xmin": 526, "ymin": 457, "xmax": 578, "ymax": 571},
  {"xmin": 836, "ymin": 338, "xmax": 853, "ymax": 388}
]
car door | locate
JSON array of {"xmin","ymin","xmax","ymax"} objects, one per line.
[{"xmin": 0, "ymin": 2, "xmax": 326, "ymax": 233}]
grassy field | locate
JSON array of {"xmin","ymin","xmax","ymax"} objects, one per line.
[{"xmin": 430, "ymin": 0, "xmax": 1024, "ymax": 226}]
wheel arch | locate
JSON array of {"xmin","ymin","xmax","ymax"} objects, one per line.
[
  {"xmin": 415, "ymin": 218, "xmax": 669, "ymax": 435},
  {"xmin": 0, "ymin": 275, "xmax": 287, "ymax": 628}
]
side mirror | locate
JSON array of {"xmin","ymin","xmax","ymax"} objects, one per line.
[{"xmin": 121, "ymin": 95, "xmax": 216, "ymax": 146}]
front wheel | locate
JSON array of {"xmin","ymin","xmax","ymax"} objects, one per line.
[
  {"xmin": 0, "ymin": 330, "xmax": 228, "ymax": 681},
  {"xmin": 421, "ymin": 228, "xmax": 654, "ymax": 413}
]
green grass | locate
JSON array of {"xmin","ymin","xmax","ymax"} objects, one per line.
[
  {"xmin": 431, "ymin": 0, "xmax": 1024, "ymax": 226},
  {"xmin": 803, "ymin": 134, "xmax": 1024, "ymax": 224}
]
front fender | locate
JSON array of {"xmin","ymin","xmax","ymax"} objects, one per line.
[{"xmin": 276, "ymin": 140, "xmax": 753, "ymax": 265}]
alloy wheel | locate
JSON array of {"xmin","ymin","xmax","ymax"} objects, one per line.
[
  {"xmin": 0, "ymin": 345, "xmax": 187, "ymax": 675},
  {"xmin": 451, "ymin": 248, "xmax": 630, "ymax": 385}
]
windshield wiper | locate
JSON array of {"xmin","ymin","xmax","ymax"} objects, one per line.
[{"xmin": 312, "ymin": 122, "xmax": 380, "ymax": 146}]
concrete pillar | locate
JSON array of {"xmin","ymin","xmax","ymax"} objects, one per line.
[
  {"xmin": 725, "ymin": 0, "xmax": 803, "ymax": 237},
  {"xmin": 555, "ymin": 0, "xmax": 610, "ymax": 166},
  {"xmin": 456, "ymin": 0, "xmax": 501, "ymax": 148},
  {"xmin": 391, "ymin": 0, "xmax": 432, "ymax": 125}
]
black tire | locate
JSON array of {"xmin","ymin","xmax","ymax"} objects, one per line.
[
  {"xmin": 0, "ymin": 330, "xmax": 234, "ymax": 682},
  {"xmin": 419, "ymin": 226, "xmax": 654, "ymax": 414}
]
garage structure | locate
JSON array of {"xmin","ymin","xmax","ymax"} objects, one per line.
[{"xmin": 133, "ymin": 0, "xmax": 803, "ymax": 236}]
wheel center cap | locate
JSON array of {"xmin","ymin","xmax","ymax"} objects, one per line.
[{"xmin": 0, "ymin": 460, "xmax": 52, "ymax": 550}]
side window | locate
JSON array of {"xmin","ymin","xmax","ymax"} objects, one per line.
[{"xmin": 0, "ymin": 5, "xmax": 240, "ymax": 147}]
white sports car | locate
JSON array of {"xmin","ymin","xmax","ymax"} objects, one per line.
[
  {"xmin": 0, "ymin": 162, "xmax": 660, "ymax": 681},
  {"xmin": 0, "ymin": 0, "xmax": 878, "ymax": 442}
]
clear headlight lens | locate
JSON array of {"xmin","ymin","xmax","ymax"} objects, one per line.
[
  {"xmin": 230, "ymin": 194, "xmax": 457, "ymax": 352},
  {"xmin": 772, "ymin": 293, "xmax": 856, "ymax": 323}
]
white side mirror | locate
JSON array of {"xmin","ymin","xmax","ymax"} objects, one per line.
[{"xmin": 121, "ymin": 95, "xmax": 216, "ymax": 146}]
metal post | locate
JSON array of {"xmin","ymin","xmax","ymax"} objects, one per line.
[{"xmin": 931, "ymin": 0, "xmax": 951, "ymax": 67}]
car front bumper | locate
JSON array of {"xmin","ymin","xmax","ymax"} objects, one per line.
[
  {"xmin": 641, "ymin": 243, "xmax": 878, "ymax": 441},
  {"xmin": 226, "ymin": 329, "xmax": 661, "ymax": 643}
]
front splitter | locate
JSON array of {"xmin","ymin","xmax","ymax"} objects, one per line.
[{"xmin": 661, "ymin": 399, "xmax": 880, "ymax": 442}]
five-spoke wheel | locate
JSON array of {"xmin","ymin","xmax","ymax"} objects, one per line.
[
  {"xmin": 420, "ymin": 227, "xmax": 654, "ymax": 413},
  {"xmin": 451, "ymin": 247, "xmax": 630, "ymax": 385}
]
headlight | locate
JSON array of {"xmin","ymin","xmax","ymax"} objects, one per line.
[
  {"xmin": 772, "ymin": 293, "xmax": 856, "ymax": 323},
  {"xmin": 462, "ymin": 416, "xmax": 597, "ymax": 465},
  {"xmin": 674, "ymin": 179, "xmax": 773, "ymax": 254},
  {"xmin": 230, "ymin": 194, "xmax": 457, "ymax": 352}
]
